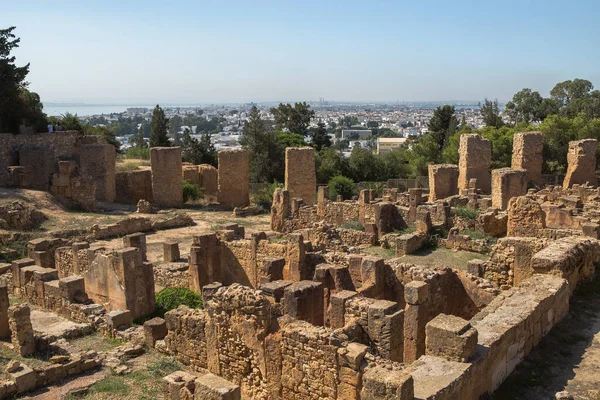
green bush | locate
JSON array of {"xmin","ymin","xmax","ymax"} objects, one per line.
[
  {"xmin": 339, "ymin": 221, "xmax": 365, "ymax": 231},
  {"xmin": 125, "ymin": 147, "xmax": 150, "ymax": 160},
  {"xmin": 182, "ymin": 180, "xmax": 204, "ymax": 203},
  {"xmin": 328, "ymin": 175, "xmax": 356, "ymax": 200},
  {"xmin": 252, "ymin": 180, "xmax": 284, "ymax": 212},
  {"xmin": 155, "ymin": 287, "xmax": 203, "ymax": 317},
  {"xmin": 452, "ymin": 206, "xmax": 479, "ymax": 220}
]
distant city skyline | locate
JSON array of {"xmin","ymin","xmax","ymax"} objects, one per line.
[{"xmin": 4, "ymin": 0, "xmax": 600, "ymax": 104}]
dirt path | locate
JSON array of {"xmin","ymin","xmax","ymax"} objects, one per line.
[{"xmin": 493, "ymin": 274, "xmax": 600, "ymax": 400}]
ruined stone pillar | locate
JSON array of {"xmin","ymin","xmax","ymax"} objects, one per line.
[
  {"xmin": 0, "ymin": 282, "xmax": 10, "ymax": 339},
  {"xmin": 285, "ymin": 147, "xmax": 316, "ymax": 205},
  {"xmin": 458, "ymin": 134, "xmax": 492, "ymax": 193},
  {"xmin": 11, "ymin": 258, "xmax": 35, "ymax": 296},
  {"xmin": 403, "ymin": 281, "xmax": 429, "ymax": 363},
  {"xmin": 198, "ymin": 164, "xmax": 218, "ymax": 196},
  {"xmin": 270, "ymin": 188, "xmax": 290, "ymax": 232},
  {"xmin": 123, "ymin": 232, "xmax": 147, "ymax": 261},
  {"xmin": 163, "ymin": 242, "xmax": 180, "ymax": 262},
  {"xmin": 217, "ymin": 149, "xmax": 249, "ymax": 208},
  {"xmin": 285, "ymin": 233, "xmax": 306, "ymax": 281},
  {"xmin": 425, "ymin": 314, "xmax": 477, "ymax": 362},
  {"xmin": 189, "ymin": 233, "xmax": 221, "ymax": 293},
  {"xmin": 79, "ymin": 144, "xmax": 116, "ymax": 202},
  {"xmin": 512, "ymin": 132, "xmax": 543, "ymax": 186},
  {"xmin": 329, "ymin": 290, "xmax": 357, "ymax": 329},
  {"xmin": 428, "ymin": 164, "xmax": 459, "ymax": 202},
  {"xmin": 563, "ymin": 139, "xmax": 597, "ymax": 188},
  {"xmin": 151, "ymin": 147, "xmax": 183, "ymax": 207},
  {"xmin": 368, "ymin": 300, "xmax": 404, "ymax": 362},
  {"xmin": 317, "ymin": 186, "xmax": 329, "ymax": 217},
  {"xmin": 491, "ymin": 168, "xmax": 528, "ymax": 210},
  {"xmin": 8, "ymin": 304, "xmax": 35, "ymax": 356}
]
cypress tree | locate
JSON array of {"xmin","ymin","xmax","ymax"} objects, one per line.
[{"xmin": 150, "ymin": 104, "xmax": 170, "ymax": 147}]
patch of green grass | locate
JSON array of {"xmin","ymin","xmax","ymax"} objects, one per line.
[
  {"xmin": 146, "ymin": 357, "xmax": 180, "ymax": 377},
  {"xmin": 215, "ymin": 219, "xmax": 255, "ymax": 227},
  {"xmin": 394, "ymin": 225, "xmax": 415, "ymax": 235},
  {"xmin": 90, "ymin": 376, "xmax": 130, "ymax": 395},
  {"xmin": 269, "ymin": 235, "xmax": 285, "ymax": 243},
  {"xmin": 115, "ymin": 161, "xmax": 142, "ymax": 172},
  {"xmin": 461, "ymin": 229, "xmax": 498, "ymax": 243},
  {"xmin": 365, "ymin": 246, "xmax": 396, "ymax": 259},
  {"xmin": 452, "ymin": 206, "xmax": 479, "ymax": 220},
  {"xmin": 339, "ymin": 220, "xmax": 365, "ymax": 231}
]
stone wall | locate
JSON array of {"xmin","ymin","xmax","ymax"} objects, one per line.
[
  {"xmin": 198, "ymin": 164, "xmax": 218, "ymax": 196},
  {"xmin": 284, "ymin": 147, "xmax": 316, "ymax": 205},
  {"xmin": 217, "ymin": 149, "xmax": 249, "ymax": 208},
  {"xmin": 151, "ymin": 147, "xmax": 183, "ymax": 207},
  {"xmin": 79, "ymin": 144, "xmax": 116, "ymax": 202},
  {"xmin": 511, "ymin": 131, "xmax": 543, "ymax": 186},
  {"xmin": 18, "ymin": 147, "xmax": 56, "ymax": 190},
  {"xmin": 0, "ymin": 131, "xmax": 82, "ymax": 187},
  {"xmin": 50, "ymin": 161, "xmax": 97, "ymax": 211},
  {"xmin": 115, "ymin": 170, "xmax": 153, "ymax": 204},
  {"xmin": 563, "ymin": 139, "xmax": 597, "ymax": 188},
  {"xmin": 458, "ymin": 134, "xmax": 492, "ymax": 193}
]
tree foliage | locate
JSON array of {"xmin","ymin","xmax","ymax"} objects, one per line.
[
  {"xmin": 310, "ymin": 122, "xmax": 331, "ymax": 151},
  {"xmin": 479, "ymin": 98, "xmax": 504, "ymax": 128},
  {"xmin": 270, "ymin": 102, "xmax": 315, "ymax": 136},
  {"xmin": 181, "ymin": 129, "xmax": 217, "ymax": 167},
  {"xmin": 241, "ymin": 106, "xmax": 284, "ymax": 183},
  {"xmin": 150, "ymin": 105, "xmax": 170, "ymax": 147}
]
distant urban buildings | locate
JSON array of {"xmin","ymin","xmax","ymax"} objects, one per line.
[{"xmin": 376, "ymin": 137, "xmax": 408, "ymax": 154}]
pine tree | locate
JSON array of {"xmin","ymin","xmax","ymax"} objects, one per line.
[
  {"xmin": 150, "ymin": 104, "xmax": 170, "ymax": 147},
  {"xmin": 311, "ymin": 122, "xmax": 331, "ymax": 151}
]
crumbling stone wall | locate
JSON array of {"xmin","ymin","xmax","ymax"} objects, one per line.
[
  {"xmin": 151, "ymin": 147, "xmax": 183, "ymax": 207},
  {"xmin": 507, "ymin": 196, "xmax": 546, "ymax": 237},
  {"xmin": 563, "ymin": 139, "xmax": 597, "ymax": 188},
  {"xmin": 491, "ymin": 168, "xmax": 527, "ymax": 210},
  {"xmin": 217, "ymin": 149, "xmax": 249, "ymax": 208},
  {"xmin": 285, "ymin": 147, "xmax": 316, "ymax": 205},
  {"xmin": 51, "ymin": 161, "xmax": 96, "ymax": 211},
  {"xmin": 115, "ymin": 170, "xmax": 153, "ymax": 204},
  {"xmin": 19, "ymin": 147, "xmax": 56, "ymax": 190},
  {"xmin": 198, "ymin": 164, "xmax": 218, "ymax": 196},
  {"xmin": 0, "ymin": 131, "xmax": 83, "ymax": 186},
  {"xmin": 428, "ymin": 164, "xmax": 459, "ymax": 201},
  {"xmin": 79, "ymin": 144, "xmax": 116, "ymax": 202},
  {"xmin": 512, "ymin": 131, "xmax": 543, "ymax": 186},
  {"xmin": 458, "ymin": 134, "xmax": 491, "ymax": 193}
]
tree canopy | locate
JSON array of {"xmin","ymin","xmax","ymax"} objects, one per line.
[{"xmin": 150, "ymin": 105, "xmax": 170, "ymax": 147}]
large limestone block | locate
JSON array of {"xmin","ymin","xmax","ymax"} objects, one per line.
[
  {"xmin": 151, "ymin": 147, "xmax": 183, "ymax": 207},
  {"xmin": 428, "ymin": 164, "xmax": 459, "ymax": 201},
  {"xmin": 512, "ymin": 131, "xmax": 543, "ymax": 185},
  {"xmin": 284, "ymin": 147, "xmax": 317, "ymax": 205},
  {"xmin": 563, "ymin": 139, "xmax": 597, "ymax": 188},
  {"xmin": 458, "ymin": 134, "xmax": 491, "ymax": 193},
  {"xmin": 491, "ymin": 168, "xmax": 527, "ymax": 210},
  {"xmin": 217, "ymin": 149, "xmax": 249, "ymax": 208},
  {"xmin": 425, "ymin": 313, "xmax": 478, "ymax": 362}
]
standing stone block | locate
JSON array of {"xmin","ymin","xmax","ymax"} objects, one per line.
[
  {"xmin": 428, "ymin": 164, "xmax": 459, "ymax": 202},
  {"xmin": 361, "ymin": 367, "xmax": 414, "ymax": 400},
  {"xmin": 458, "ymin": 134, "xmax": 492, "ymax": 193},
  {"xmin": 143, "ymin": 317, "xmax": 168, "ymax": 348},
  {"xmin": 163, "ymin": 242, "xmax": 180, "ymax": 262},
  {"xmin": 194, "ymin": 373, "xmax": 241, "ymax": 400},
  {"xmin": 123, "ymin": 232, "xmax": 147, "ymax": 261},
  {"xmin": 217, "ymin": 149, "xmax": 249, "ymax": 208},
  {"xmin": 284, "ymin": 147, "xmax": 317, "ymax": 205},
  {"xmin": 491, "ymin": 168, "xmax": 528, "ymax": 210},
  {"xmin": 425, "ymin": 313, "xmax": 478, "ymax": 362},
  {"xmin": 512, "ymin": 131, "xmax": 543, "ymax": 185},
  {"xmin": 283, "ymin": 281, "xmax": 324, "ymax": 326},
  {"xmin": 11, "ymin": 258, "xmax": 35, "ymax": 294},
  {"xmin": 163, "ymin": 371, "xmax": 197, "ymax": 400},
  {"xmin": 79, "ymin": 144, "xmax": 116, "ymax": 202},
  {"xmin": 0, "ymin": 283, "xmax": 9, "ymax": 339},
  {"xmin": 403, "ymin": 281, "xmax": 430, "ymax": 363},
  {"xmin": 189, "ymin": 233, "xmax": 221, "ymax": 293},
  {"xmin": 151, "ymin": 147, "xmax": 183, "ymax": 207},
  {"xmin": 107, "ymin": 309, "xmax": 133, "ymax": 329},
  {"xmin": 8, "ymin": 304, "xmax": 35, "ymax": 356},
  {"xmin": 182, "ymin": 164, "xmax": 200, "ymax": 184},
  {"xmin": 115, "ymin": 170, "xmax": 153, "ymax": 204},
  {"xmin": 59, "ymin": 276, "xmax": 86, "ymax": 303},
  {"xmin": 259, "ymin": 257, "xmax": 285, "ymax": 284},
  {"xmin": 563, "ymin": 139, "xmax": 597, "ymax": 188}
]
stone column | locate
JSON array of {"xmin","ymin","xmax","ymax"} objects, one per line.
[
  {"xmin": 270, "ymin": 188, "xmax": 290, "ymax": 232},
  {"xmin": 368, "ymin": 300, "xmax": 404, "ymax": 362},
  {"xmin": 458, "ymin": 134, "xmax": 492, "ymax": 193},
  {"xmin": 285, "ymin": 147, "xmax": 317, "ymax": 205},
  {"xmin": 0, "ymin": 282, "xmax": 10, "ymax": 339},
  {"xmin": 285, "ymin": 233, "xmax": 306, "ymax": 281},
  {"xmin": 317, "ymin": 186, "xmax": 329, "ymax": 217},
  {"xmin": 217, "ymin": 149, "xmax": 249, "ymax": 208},
  {"xmin": 512, "ymin": 131, "xmax": 543, "ymax": 186},
  {"xmin": 491, "ymin": 168, "xmax": 528, "ymax": 210},
  {"xmin": 8, "ymin": 304, "xmax": 35, "ymax": 356},
  {"xmin": 403, "ymin": 281, "xmax": 429, "ymax": 363},
  {"xmin": 189, "ymin": 233, "xmax": 221, "ymax": 293},
  {"xmin": 428, "ymin": 164, "xmax": 459, "ymax": 202},
  {"xmin": 79, "ymin": 143, "xmax": 116, "ymax": 202},
  {"xmin": 151, "ymin": 147, "xmax": 183, "ymax": 207},
  {"xmin": 563, "ymin": 139, "xmax": 597, "ymax": 188},
  {"xmin": 123, "ymin": 232, "xmax": 147, "ymax": 261}
]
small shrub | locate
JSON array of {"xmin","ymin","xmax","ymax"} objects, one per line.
[
  {"xmin": 339, "ymin": 220, "xmax": 365, "ymax": 231},
  {"xmin": 328, "ymin": 175, "xmax": 356, "ymax": 200},
  {"xmin": 115, "ymin": 161, "xmax": 141, "ymax": 172},
  {"xmin": 155, "ymin": 287, "xmax": 203, "ymax": 317},
  {"xmin": 125, "ymin": 147, "xmax": 150, "ymax": 160},
  {"xmin": 462, "ymin": 229, "xmax": 497, "ymax": 243},
  {"xmin": 182, "ymin": 179, "xmax": 204, "ymax": 203},
  {"xmin": 452, "ymin": 206, "xmax": 479, "ymax": 220},
  {"xmin": 252, "ymin": 180, "xmax": 284, "ymax": 212}
]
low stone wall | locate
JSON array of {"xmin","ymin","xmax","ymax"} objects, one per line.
[{"xmin": 115, "ymin": 170, "xmax": 153, "ymax": 204}]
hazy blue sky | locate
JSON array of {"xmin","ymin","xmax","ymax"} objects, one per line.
[{"xmin": 3, "ymin": 0, "xmax": 600, "ymax": 104}]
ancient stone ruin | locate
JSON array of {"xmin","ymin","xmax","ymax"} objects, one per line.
[{"xmin": 0, "ymin": 129, "xmax": 598, "ymax": 399}]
